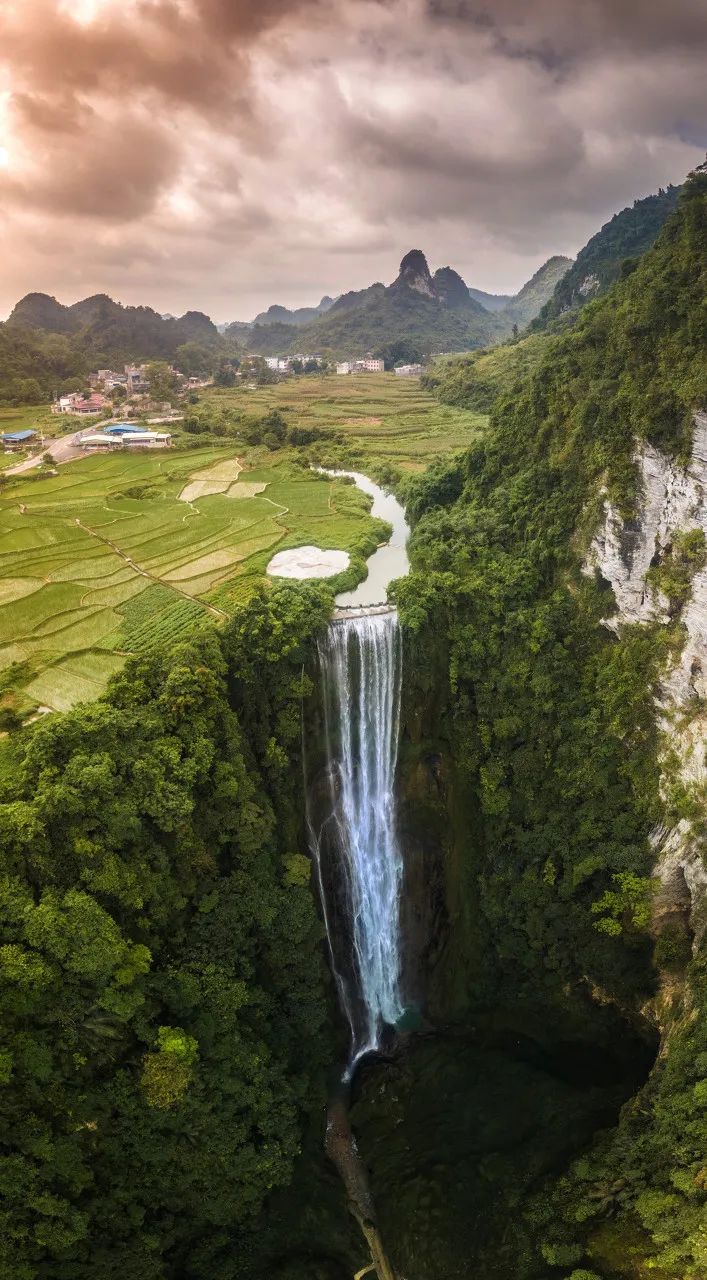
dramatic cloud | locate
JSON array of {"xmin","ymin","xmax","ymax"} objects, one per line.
[{"xmin": 0, "ymin": 0, "xmax": 705, "ymax": 319}]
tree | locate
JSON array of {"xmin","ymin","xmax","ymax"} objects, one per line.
[
  {"xmin": 174, "ymin": 341, "xmax": 213, "ymax": 378},
  {"xmin": 144, "ymin": 360, "xmax": 178, "ymax": 403},
  {"xmin": 214, "ymin": 359, "xmax": 237, "ymax": 387}
]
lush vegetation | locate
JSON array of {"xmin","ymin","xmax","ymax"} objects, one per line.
[
  {"xmin": 197, "ymin": 372, "xmax": 486, "ymax": 477},
  {"xmin": 0, "ymin": 374, "xmax": 480, "ymax": 721},
  {"xmin": 0, "ymin": 444, "xmax": 386, "ymax": 719},
  {"xmin": 2, "ymin": 163, "xmax": 706, "ymax": 1280},
  {"xmin": 421, "ymin": 333, "xmax": 550, "ymax": 412},
  {"xmin": 535, "ymin": 186, "xmax": 682, "ymax": 328},
  {"xmin": 0, "ymin": 293, "xmax": 241, "ymax": 405},
  {"xmin": 247, "ymin": 251, "xmax": 504, "ymax": 359},
  {"xmin": 395, "ymin": 167, "xmax": 707, "ymax": 1275},
  {"xmin": 0, "ymin": 583, "xmax": 345, "ymax": 1280},
  {"xmin": 494, "ymin": 255, "xmax": 573, "ymax": 328}
]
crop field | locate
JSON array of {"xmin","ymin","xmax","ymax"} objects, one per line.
[
  {"xmin": 0, "ymin": 445, "xmax": 380, "ymax": 716},
  {"xmin": 204, "ymin": 373, "xmax": 486, "ymax": 471},
  {"xmin": 0, "ymin": 376, "xmax": 485, "ymax": 719},
  {"xmin": 0, "ymin": 403, "xmax": 56, "ymax": 436}
]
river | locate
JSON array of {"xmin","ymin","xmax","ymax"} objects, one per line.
[{"xmin": 317, "ymin": 468, "xmax": 410, "ymax": 606}]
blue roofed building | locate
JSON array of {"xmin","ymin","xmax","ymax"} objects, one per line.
[
  {"xmin": 103, "ymin": 423, "xmax": 144, "ymax": 435},
  {"xmin": 1, "ymin": 429, "xmax": 37, "ymax": 448}
]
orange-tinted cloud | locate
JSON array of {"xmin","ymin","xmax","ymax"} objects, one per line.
[{"xmin": 0, "ymin": 0, "xmax": 704, "ymax": 320}]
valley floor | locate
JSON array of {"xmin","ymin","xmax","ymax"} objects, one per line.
[{"xmin": 0, "ymin": 375, "xmax": 486, "ymax": 722}]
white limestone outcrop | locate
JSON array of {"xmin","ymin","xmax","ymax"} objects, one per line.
[{"xmin": 585, "ymin": 413, "xmax": 707, "ymax": 930}]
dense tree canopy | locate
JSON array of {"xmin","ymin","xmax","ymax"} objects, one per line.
[
  {"xmin": 400, "ymin": 167, "xmax": 707, "ymax": 1274},
  {"xmin": 0, "ymin": 584, "xmax": 336, "ymax": 1280}
]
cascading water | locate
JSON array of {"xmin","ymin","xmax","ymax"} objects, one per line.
[{"xmin": 310, "ymin": 609, "xmax": 405, "ymax": 1072}]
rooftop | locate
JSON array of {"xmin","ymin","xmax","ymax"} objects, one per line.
[{"xmin": 1, "ymin": 429, "xmax": 36, "ymax": 442}]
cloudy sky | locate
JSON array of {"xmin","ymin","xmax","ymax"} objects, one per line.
[{"xmin": 0, "ymin": 0, "xmax": 705, "ymax": 322}]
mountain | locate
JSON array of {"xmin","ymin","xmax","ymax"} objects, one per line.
[
  {"xmin": 248, "ymin": 251, "xmax": 503, "ymax": 360},
  {"xmin": 249, "ymin": 295, "xmax": 335, "ymax": 329},
  {"xmin": 7, "ymin": 292, "xmax": 78, "ymax": 333},
  {"xmin": 405, "ymin": 165, "xmax": 707, "ymax": 1278},
  {"xmin": 535, "ymin": 185, "xmax": 682, "ymax": 326},
  {"xmin": 500, "ymin": 255, "xmax": 573, "ymax": 326},
  {"xmin": 469, "ymin": 256, "xmax": 573, "ymax": 327},
  {"xmin": 1, "ymin": 292, "xmax": 239, "ymax": 404},
  {"xmin": 468, "ymin": 287, "xmax": 511, "ymax": 312},
  {"xmin": 6, "ymin": 292, "xmax": 223, "ymax": 366}
]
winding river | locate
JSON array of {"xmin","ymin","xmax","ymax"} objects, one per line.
[{"xmin": 318, "ymin": 468, "xmax": 410, "ymax": 607}]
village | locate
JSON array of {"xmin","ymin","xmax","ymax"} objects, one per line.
[{"xmin": 1, "ymin": 352, "xmax": 424, "ymax": 459}]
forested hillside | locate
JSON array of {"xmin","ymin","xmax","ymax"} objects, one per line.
[
  {"xmin": 420, "ymin": 332, "xmax": 549, "ymax": 412},
  {"xmin": 1, "ymin": 163, "xmax": 706, "ymax": 1280},
  {"xmin": 535, "ymin": 185, "xmax": 682, "ymax": 327},
  {"xmin": 0, "ymin": 293, "xmax": 235, "ymax": 404},
  {"xmin": 0, "ymin": 586, "xmax": 343, "ymax": 1280},
  {"xmin": 247, "ymin": 250, "xmax": 504, "ymax": 360},
  {"xmin": 395, "ymin": 163, "xmax": 707, "ymax": 1275}
]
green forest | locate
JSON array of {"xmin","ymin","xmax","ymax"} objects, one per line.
[
  {"xmin": 1, "ymin": 161, "xmax": 707, "ymax": 1280},
  {"xmin": 0, "ymin": 584, "xmax": 345, "ymax": 1280}
]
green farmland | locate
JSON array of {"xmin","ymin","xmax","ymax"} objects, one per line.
[
  {"xmin": 0, "ymin": 375, "xmax": 486, "ymax": 720},
  {"xmin": 0, "ymin": 446, "xmax": 385, "ymax": 718},
  {"xmin": 202, "ymin": 372, "xmax": 486, "ymax": 471}
]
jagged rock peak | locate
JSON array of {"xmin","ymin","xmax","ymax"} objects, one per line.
[
  {"xmin": 395, "ymin": 250, "xmax": 435, "ymax": 297},
  {"xmin": 433, "ymin": 266, "xmax": 472, "ymax": 308}
]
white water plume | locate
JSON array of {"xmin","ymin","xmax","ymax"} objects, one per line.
[{"xmin": 312, "ymin": 610, "xmax": 405, "ymax": 1069}]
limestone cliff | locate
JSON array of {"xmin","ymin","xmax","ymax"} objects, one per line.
[{"xmin": 584, "ymin": 412, "xmax": 707, "ymax": 936}]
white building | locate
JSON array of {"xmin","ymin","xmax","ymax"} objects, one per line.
[
  {"xmin": 121, "ymin": 431, "xmax": 171, "ymax": 447},
  {"xmin": 394, "ymin": 363, "xmax": 423, "ymax": 377},
  {"xmin": 336, "ymin": 362, "xmax": 352, "ymax": 375},
  {"xmin": 54, "ymin": 392, "xmax": 108, "ymax": 415},
  {"xmin": 81, "ymin": 434, "xmax": 118, "ymax": 448}
]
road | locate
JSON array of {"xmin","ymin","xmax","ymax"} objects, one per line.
[{"xmin": 5, "ymin": 429, "xmax": 87, "ymax": 476}]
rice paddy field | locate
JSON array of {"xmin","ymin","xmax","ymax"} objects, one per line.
[
  {"xmin": 0, "ymin": 375, "xmax": 486, "ymax": 720},
  {"xmin": 0, "ymin": 445, "xmax": 384, "ymax": 717},
  {"xmin": 205, "ymin": 372, "xmax": 486, "ymax": 471}
]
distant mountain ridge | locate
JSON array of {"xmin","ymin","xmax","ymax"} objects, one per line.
[
  {"xmin": 468, "ymin": 287, "xmax": 511, "ymax": 312},
  {"xmin": 8, "ymin": 292, "xmax": 220, "ymax": 357},
  {"xmin": 250, "ymin": 295, "xmax": 335, "ymax": 328},
  {"xmin": 243, "ymin": 251, "xmax": 573, "ymax": 360},
  {"xmin": 245, "ymin": 250, "xmax": 505, "ymax": 359}
]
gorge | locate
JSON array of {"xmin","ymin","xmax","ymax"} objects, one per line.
[{"xmin": 0, "ymin": 168, "xmax": 706, "ymax": 1280}]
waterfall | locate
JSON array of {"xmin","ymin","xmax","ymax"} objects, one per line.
[{"xmin": 310, "ymin": 609, "xmax": 405, "ymax": 1072}]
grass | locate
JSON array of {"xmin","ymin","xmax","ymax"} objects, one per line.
[
  {"xmin": 201, "ymin": 373, "xmax": 486, "ymax": 473},
  {"xmin": 0, "ymin": 403, "xmax": 57, "ymax": 435},
  {"xmin": 0, "ymin": 375, "xmax": 486, "ymax": 715},
  {"xmin": 0, "ymin": 444, "xmax": 385, "ymax": 714}
]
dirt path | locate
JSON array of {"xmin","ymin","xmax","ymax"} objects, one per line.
[{"xmin": 74, "ymin": 518, "xmax": 228, "ymax": 621}]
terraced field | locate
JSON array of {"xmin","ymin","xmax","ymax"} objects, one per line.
[
  {"xmin": 0, "ymin": 376, "xmax": 485, "ymax": 719},
  {"xmin": 205, "ymin": 373, "xmax": 486, "ymax": 471},
  {"xmin": 0, "ymin": 446, "xmax": 381, "ymax": 715}
]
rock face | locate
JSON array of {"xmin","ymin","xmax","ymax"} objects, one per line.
[
  {"xmin": 393, "ymin": 249, "xmax": 436, "ymax": 298},
  {"xmin": 586, "ymin": 412, "xmax": 707, "ymax": 692},
  {"xmin": 585, "ymin": 412, "xmax": 707, "ymax": 932}
]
